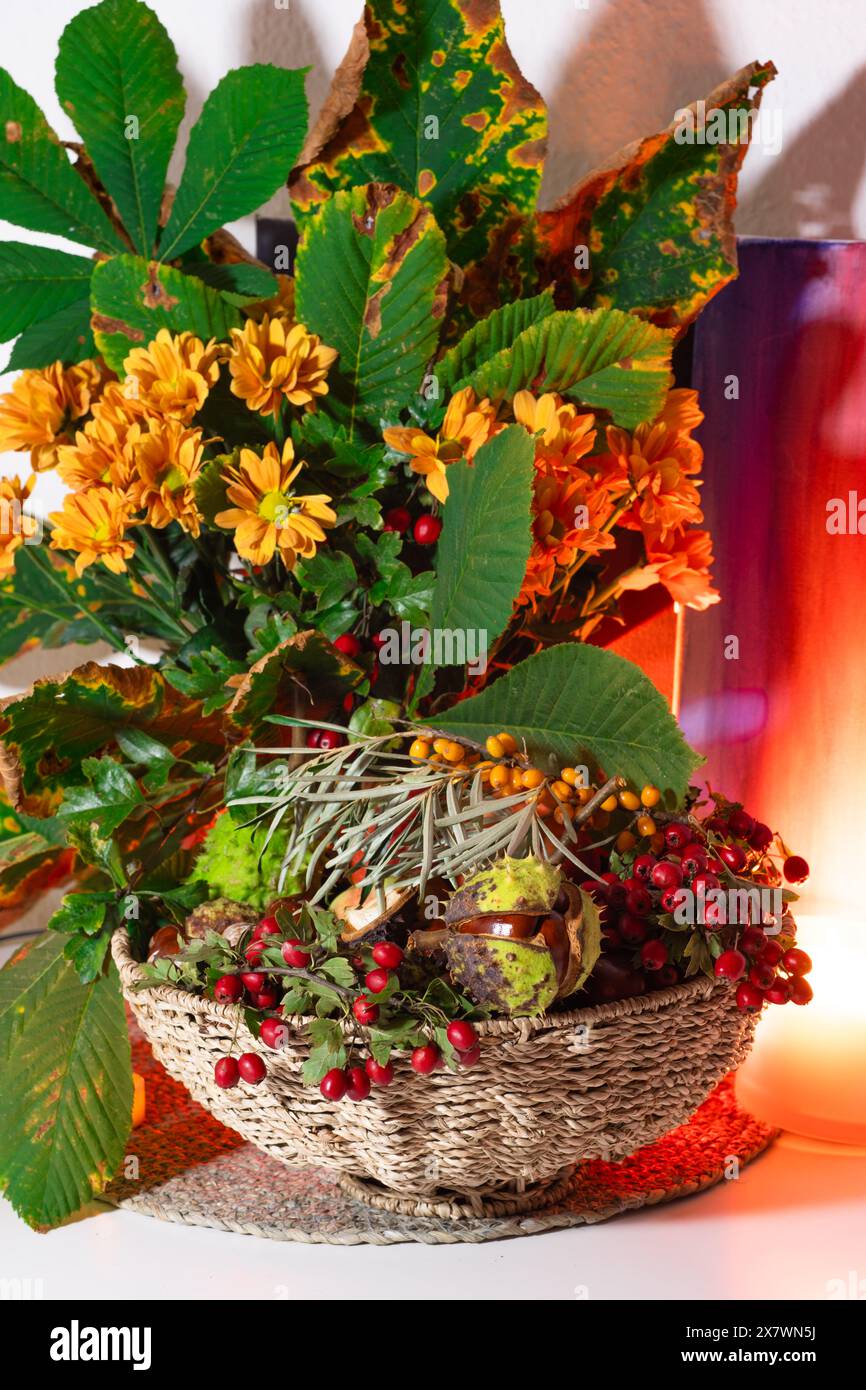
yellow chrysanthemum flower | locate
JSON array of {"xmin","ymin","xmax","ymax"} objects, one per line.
[
  {"xmin": 49, "ymin": 487, "xmax": 136, "ymax": 575},
  {"xmin": 383, "ymin": 386, "xmax": 498, "ymax": 503},
  {"xmin": 227, "ymin": 315, "xmax": 338, "ymax": 417},
  {"xmin": 0, "ymin": 360, "xmax": 107, "ymax": 471},
  {"xmin": 130, "ymin": 419, "xmax": 205, "ymax": 535},
  {"xmin": 215, "ymin": 440, "xmax": 335, "ymax": 568},
  {"xmin": 123, "ymin": 329, "xmax": 220, "ymax": 422},
  {"xmin": 0, "ymin": 475, "xmax": 40, "ymax": 577}
]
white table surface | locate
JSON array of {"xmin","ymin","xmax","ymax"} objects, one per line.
[{"xmin": 3, "ymin": 922, "xmax": 865, "ymax": 1302}]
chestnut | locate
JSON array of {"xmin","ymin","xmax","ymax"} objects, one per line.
[{"xmin": 457, "ymin": 912, "xmax": 540, "ymax": 939}]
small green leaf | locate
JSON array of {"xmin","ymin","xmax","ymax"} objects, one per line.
[
  {"xmin": 159, "ymin": 64, "xmax": 308, "ymax": 261},
  {"xmin": 48, "ymin": 892, "xmax": 110, "ymax": 937},
  {"xmin": 58, "ymin": 756, "xmax": 144, "ymax": 836},
  {"xmin": 436, "ymin": 643, "xmax": 702, "ymax": 799},
  {"xmin": 437, "ymin": 291, "xmax": 556, "ymax": 392},
  {"xmin": 0, "ymin": 68, "xmax": 124, "ymax": 252},
  {"xmin": 55, "ymin": 0, "xmax": 185, "ymax": 256}
]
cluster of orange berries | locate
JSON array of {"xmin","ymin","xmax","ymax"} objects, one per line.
[{"xmin": 406, "ymin": 731, "xmax": 664, "ymax": 838}]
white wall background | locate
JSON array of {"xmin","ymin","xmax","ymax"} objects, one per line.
[{"xmin": 1, "ymin": 0, "xmax": 865, "ymax": 675}]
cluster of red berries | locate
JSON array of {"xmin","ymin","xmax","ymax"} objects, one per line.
[
  {"xmin": 580, "ymin": 804, "xmax": 810, "ymax": 1009},
  {"xmin": 210, "ymin": 917, "xmax": 481, "ymax": 1098},
  {"xmin": 382, "ymin": 506, "xmax": 442, "ymax": 546}
]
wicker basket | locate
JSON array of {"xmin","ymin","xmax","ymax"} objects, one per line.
[{"xmin": 113, "ymin": 929, "xmax": 757, "ymax": 1218}]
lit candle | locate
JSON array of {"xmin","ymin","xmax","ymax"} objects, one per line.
[{"xmin": 736, "ymin": 916, "xmax": 866, "ymax": 1145}]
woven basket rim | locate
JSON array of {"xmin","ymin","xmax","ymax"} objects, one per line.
[{"xmin": 112, "ymin": 926, "xmax": 724, "ymax": 1037}]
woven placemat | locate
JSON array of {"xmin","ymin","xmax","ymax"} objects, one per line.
[{"xmin": 105, "ymin": 1027, "xmax": 776, "ymax": 1245}]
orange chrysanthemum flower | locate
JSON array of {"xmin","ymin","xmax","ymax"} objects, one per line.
[
  {"xmin": 0, "ymin": 360, "xmax": 107, "ymax": 471},
  {"xmin": 512, "ymin": 391, "xmax": 597, "ymax": 474},
  {"xmin": 215, "ymin": 440, "xmax": 336, "ymax": 568},
  {"xmin": 618, "ymin": 526, "xmax": 720, "ymax": 611},
  {"xmin": 49, "ymin": 487, "xmax": 136, "ymax": 575},
  {"xmin": 123, "ymin": 329, "xmax": 220, "ymax": 422},
  {"xmin": 227, "ymin": 316, "xmax": 338, "ymax": 417},
  {"xmin": 604, "ymin": 414, "xmax": 703, "ymax": 539},
  {"xmin": 0, "ymin": 474, "xmax": 40, "ymax": 577},
  {"xmin": 130, "ymin": 419, "xmax": 206, "ymax": 535},
  {"xmin": 383, "ymin": 387, "xmax": 498, "ymax": 503}
]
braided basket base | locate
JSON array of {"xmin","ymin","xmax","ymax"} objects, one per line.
[{"xmin": 105, "ymin": 1025, "xmax": 776, "ymax": 1244}]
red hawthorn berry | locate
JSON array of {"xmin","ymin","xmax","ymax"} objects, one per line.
[
  {"xmin": 251, "ymin": 987, "xmax": 280, "ymax": 1011},
  {"xmin": 317, "ymin": 729, "xmax": 345, "ymax": 751},
  {"xmin": 214, "ymin": 1057, "xmax": 239, "ymax": 1089},
  {"xmin": 260, "ymin": 1016, "xmax": 290, "ymax": 1050},
  {"xmin": 789, "ymin": 976, "xmax": 814, "ymax": 1005},
  {"xmin": 728, "ymin": 809, "xmax": 755, "ymax": 838},
  {"xmin": 760, "ymin": 939, "xmax": 784, "ymax": 967},
  {"xmin": 618, "ymin": 912, "xmax": 649, "ymax": 945},
  {"xmin": 333, "ymin": 632, "xmax": 362, "ymax": 658},
  {"xmin": 353, "ymin": 996, "xmax": 379, "ymax": 1025},
  {"xmin": 782, "ymin": 947, "xmax": 812, "ymax": 976},
  {"xmin": 240, "ymin": 971, "xmax": 267, "ymax": 994},
  {"xmin": 718, "ymin": 843, "xmax": 747, "ymax": 873},
  {"xmin": 244, "ymin": 941, "xmax": 266, "ymax": 963},
  {"xmin": 371, "ymin": 942, "xmax": 404, "ymax": 970},
  {"xmin": 664, "ymin": 822, "xmax": 693, "ymax": 850},
  {"xmin": 446, "ymin": 1020, "xmax": 478, "ymax": 1053},
  {"xmin": 458, "ymin": 1044, "xmax": 481, "ymax": 1068},
  {"xmin": 320, "ymin": 1068, "xmax": 348, "ymax": 1101},
  {"xmin": 383, "ymin": 506, "xmax": 411, "ymax": 534},
  {"xmin": 365, "ymin": 967, "xmax": 391, "ymax": 994},
  {"xmin": 633, "ymin": 854, "xmax": 657, "ymax": 881},
  {"xmin": 281, "ymin": 940, "xmax": 311, "ymax": 968},
  {"xmin": 237, "ymin": 1053, "xmax": 267, "ymax": 1084},
  {"xmin": 714, "ymin": 949, "xmax": 747, "ymax": 981},
  {"xmin": 652, "ymin": 860, "xmax": 684, "ymax": 890},
  {"xmin": 626, "ymin": 883, "xmax": 653, "ymax": 916},
  {"xmin": 748, "ymin": 822, "xmax": 773, "ymax": 852},
  {"xmin": 413, "ymin": 514, "xmax": 442, "ymax": 545},
  {"xmin": 640, "ymin": 940, "xmax": 668, "ymax": 971},
  {"xmin": 783, "ymin": 855, "xmax": 810, "ymax": 884},
  {"xmin": 365, "ymin": 1057, "xmax": 394, "ymax": 1087},
  {"xmin": 735, "ymin": 982, "xmax": 765, "ymax": 1013},
  {"xmin": 305, "ymin": 729, "xmax": 322, "ymax": 749},
  {"xmin": 749, "ymin": 962, "xmax": 777, "ymax": 990},
  {"xmin": 214, "ymin": 975, "xmax": 243, "ymax": 1003},
  {"xmin": 346, "ymin": 1065, "xmax": 371, "ymax": 1102},
  {"xmin": 411, "ymin": 1044, "xmax": 441, "ymax": 1074},
  {"xmin": 764, "ymin": 977, "xmax": 793, "ymax": 1005},
  {"xmin": 740, "ymin": 926, "xmax": 767, "ymax": 955}
]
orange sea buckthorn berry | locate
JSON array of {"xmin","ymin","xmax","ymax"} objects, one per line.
[
  {"xmin": 575, "ymin": 786, "xmax": 594, "ymax": 806},
  {"xmin": 485, "ymin": 735, "xmax": 505, "ymax": 759},
  {"xmin": 522, "ymin": 767, "xmax": 545, "ymax": 790},
  {"xmin": 432, "ymin": 737, "xmax": 450, "ymax": 758},
  {"xmin": 618, "ymin": 789, "xmax": 641, "ymax": 812},
  {"xmin": 497, "ymin": 732, "xmax": 518, "ymax": 754},
  {"xmin": 640, "ymin": 785, "xmax": 662, "ymax": 808},
  {"xmin": 560, "ymin": 766, "xmax": 578, "ymax": 787},
  {"xmin": 489, "ymin": 764, "xmax": 510, "ymax": 791},
  {"xmin": 443, "ymin": 741, "xmax": 464, "ymax": 764},
  {"xmin": 509, "ymin": 768, "xmax": 524, "ymax": 793},
  {"xmin": 537, "ymin": 792, "xmax": 556, "ymax": 816},
  {"xmin": 636, "ymin": 814, "xmax": 657, "ymax": 838},
  {"xmin": 409, "ymin": 738, "xmax": 431, "ymax": 762},
  {"xmin": 551, "ymin": 780, "xmax": 573, "ymax": 802},
  {"xmin": 600, "ymin": 794, "xmax": 618, "ymax": 813},
  {"xmin": 649, "ymin": 832, "xmax": 666, "ymax": 853},
  {"xmin": 616, "ymin": 830, "xmax": 637, "ymax": 852},
  {"xmin": 554, "ymin": 807, "xmax": 566, "ymax": 825}
]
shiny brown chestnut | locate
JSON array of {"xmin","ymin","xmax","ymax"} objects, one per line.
[{"xmin": 457, "ymin": 912, "xmax": 540, "ymax": 940}]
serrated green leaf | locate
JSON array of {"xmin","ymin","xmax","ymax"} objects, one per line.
[
  {"xmin": 159, "ymin": 64, "xmax": 308, "ymax": 261},
  {"xmin": 0, "ymin": 241, "xmax": 92, "ymax": 344},
  {"xmin": 0, "ymin": 68, "xmax": 124, "ymax": 252},
  {"xmin": 437, "ymin": 290, "xmax": 556, "ymax": 392},
  {"xmin": 55, "ymin": 0, "xmax": 185, "ymax": 257},
  {"xmin": 290, "ymin": 0, "xmax": 547, "ymax": 321},
  {"xmin": 427, "ymin": 426, "xmax": 534, "ymax": 674},
  {"xmin": 0, "ymin": 933, "xmax": 132, "ymax": 1229},
  {"xmin": 91, "ymin": 253, "xmax": 242, "ymax": 371},
  {"xmin": 7, "ymin": 296, "xmax": 94, "ymax": 370},
  {"xmin": 436, "ymin": 643, "xmax": 702, "ymax": 799},
  {"xmin": 295, "ymin": 183, "xmax": 448, "ymax": 436},
  {"xmin": 58, "ymin": 756, "xmax": 144, "ymax": 836},
  {"xmin": 184, "ymin": 259, "xmax": 279, "ymax": 304},
  {"xmin": 48, "ymin": 892, "xmax": 110, "ymax": 937},
  {"xmin": 536, "ymin": 62, "xmax": 776, "ymax": 331},
  {"xmin": 459, "ymin": 308, "xmax": 674, "ymax": 428}
]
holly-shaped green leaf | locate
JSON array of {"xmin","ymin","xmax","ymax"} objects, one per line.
[
  {"xmin": 55, "ymin": 0, "xmax": 185, "ymax": 257},
  {"xmin": 435, "ymin": 643, "xmax": 702, "ymax": 799},
  {"xmin": 158, "ymin": 64, "xmax": 308, "ymax": 262},
  {"xmin": 536, "ymin": 61, "xmax": 776, "ymax": 332},
  {"xmin": 295, "ymin": 183, "xmax": 448, "ymax": 436},
  {"xmin": 0, "ymin": 68, "xmax": 124, "ymax": 252},
  {"xmin": 0, "ymin": 933, "xmax": 132, "ymax": 1230},
  {"xmin": 291, "ymin": 0, "xmax": 547, "ymax": 321}
]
